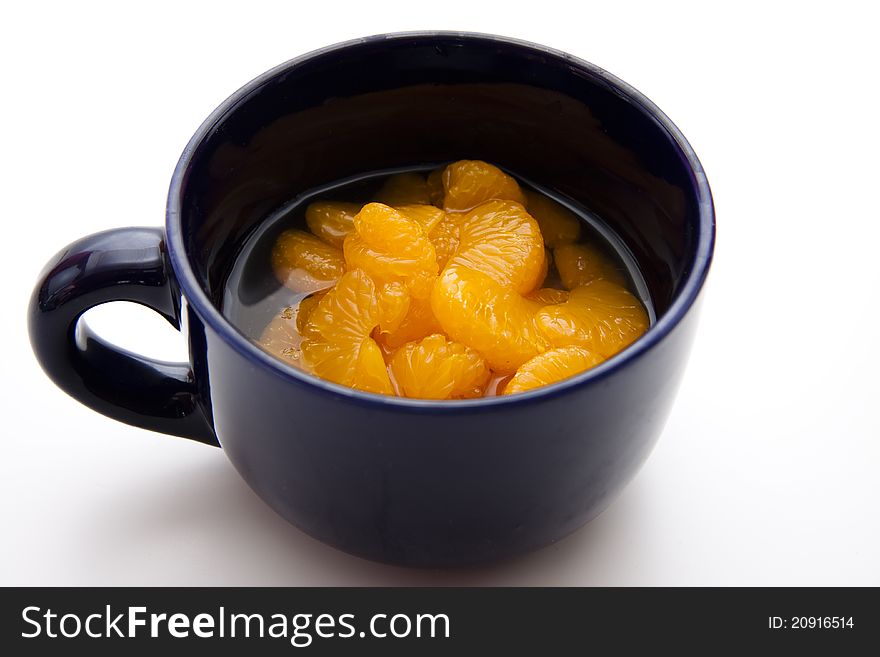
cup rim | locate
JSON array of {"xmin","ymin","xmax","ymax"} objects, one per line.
[{"xmin": 166, "ymin": 31, "xmax": 715, "ymax": 411}]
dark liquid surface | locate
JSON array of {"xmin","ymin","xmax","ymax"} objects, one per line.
[{"xmin": 221, "ymin": 165, "xmax": 655, "ymax": 351}]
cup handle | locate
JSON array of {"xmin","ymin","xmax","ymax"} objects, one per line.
[{"xmin": 27, "ymin": 226, "xmax": 219, "ymax": 446}]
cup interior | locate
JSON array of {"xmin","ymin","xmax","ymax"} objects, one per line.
[{"xmin": 174, "ymin": 33, "xmax": 708, "ymax": 331}]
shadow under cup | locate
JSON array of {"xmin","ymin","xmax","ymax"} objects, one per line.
[{"xmin": 169, "ymin": 34, "xmax": 713, "ymax": 565}]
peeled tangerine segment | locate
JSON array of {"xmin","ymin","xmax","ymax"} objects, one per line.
[
  {"xmin": 271, "ymin": 229, "xmax": 346, "ymax": 293},
  {"xmin": 305, "ymin": 201, "xmax": 362, "ymax": 248},
  {"xmin": 376, "ymin": 281, "xmax": 410, "ymax": 334},
  {"xmin": 504, "ymin": 346, "xmax": 605, "ymax": 395},
  {"xmin": 304, "ymin": 269, "xmax": 377, "ymax": 343},
  {"xmin": 441, "ymin": 160, "xmax": 527, "ymax": 212},
  {"xmin": 343, "ymin": 203, "xmax": 438, "ymax": 299},
  {"xmin": 527, "ymin": 287, "xmax": 570, "ymax": 305},
  {"xmin": 426, "ymin": 167, "xmax": 445, "ymax": 207},
  {"xmin": 259, "ymin": 304, "xmax": 300, "ymax": 364},
  {"xmin": 534, "ymin": 247, "xmax": 550, "ymax": 290},
  {"xmin": 390, "ymin": 334, "xmax": 490, "ymax": 400},
  {"xmin": 431, "ymin": 266, "xmax": 548, "ymax": 373},
  {"xmin": 428, "ymin": 211, "xmax": 463, "ymax": 270},
  {"xmin": 296, "ymin": 292, "xmax": 325, "ymax": 339},
  {"xmin": 395, "ymin": 204, "xmax": 445, "ymax": 235},
  {"xmin": 374, "ymin": 172, "xmax": 432, "ymax": 206},
  {"xmin": 302, "ymin": 338, "xmax": 392, "ymax": 395},
  {"xmin": 450, "ymin": 200, "xmax": 546, "ymax": 295},
  {"xmin": 258, "ymin": 292, "xmax": 326, "ymax": 365},
  {"xmin": 554, "ymin": 242, "xmax": 626, "ymax": 290},
  {"xmin": 300, "ymin": 269, "xmax": 393, "ymax": 395},
  {"xmin": 524, "ymin": 190, "xmax": 581, "ymax": 248},
  {"xmin": 376, "ymin": 296, "xmax": 444, "ymax": 350},
  {"xmin": 535, "ymin": 279, "xmax": 649, "ymax": 358}
]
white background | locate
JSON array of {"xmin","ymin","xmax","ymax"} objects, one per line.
[{"xmin": 2, "ymin": 1, "xmax": 878, "ymax": 586}]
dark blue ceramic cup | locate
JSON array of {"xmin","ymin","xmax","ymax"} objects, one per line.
[{"xmin": 28, "ymin": 33, "xmax": 714, "ymax": 566}]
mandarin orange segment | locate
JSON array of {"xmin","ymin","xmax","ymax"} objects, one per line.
[
  {"xmin": 441, "ymin": 160, "xmax": 527, "ymax": 212},
  {"xmin": 300, "ymin": 269, "xmax": 393, "ymax": 394},
  {"xmin": 352, "ymin": 339, "xmax": 395, "ymax": 394},
  {"xmin": 553, "ymin": 242, "xmax": 626, "ymax": 289},
  {"xmin": 534, "ymin": 247, "xmax": 550, "ymax": 291},
  {"xmin": 305, "ymin": 201, "xmax": 361, "ymax": 247},
  {"xmin": 295, "ymin": 292, "xmax": 325, "ymax": 340},
  {"xmin": 431, "ymin": 266, "xmax": 549, "ymax": 372},
  {"xmin": 395, "ymin": 204, "xmax": 445, "ymax": 235},
  {"xmin": 427, "ymin": 211, "xmax": 462, "ymax": 270},
  {"xmin": 258, "ymin": 292, "xmax": 326, "ymax": 364},
  {"xmin": 526, "ymin": 287, "xmax": 570, "ymax": 305},
  {"xmin": 376, "ymin": 281, "xmax": 411, "ymax": 334},
  {"xmin": 304, "ymin": 269, "xmax": 379, "ymax": 341},
  {"xmin": 389, "ymin": 334, "xmax": 490, "ymax": 400},
  {"xmin": 343, "ymin": 202, "xmax": 438, "ymax": 299},
  {"xmin": 426, "ymin": 167, "xmax": 445, "ymax": 207},
  {"xmin": 258, "ymin": 304, "xmax": 300, "ymax": 364},
  {"xmin": 535, "ymin": 279, "xmax": 649, "ymax": 358},
  {"xmin": 503, "ymin": 346, "xmax": 605, "ymax": 395},
  {"xmin": 374, "ymin": 172, "xmax": 432, "ymax": 205},
  {"xmin": 271, "ymin": 229, "xmax": 346, "ymax": 293},
  {"xmin": 524, "ymin": 190, "xmax": 581, "ymax": 248},
  {"xmin": 450, "ymin": 200, "xmax": 546, "ymax": 295},
  {"xmin": 302, "ymin": 338, "xmax": 393, "ymax": 394},
  {"xmin": 375, "ymin": 296, "xmax": 444, "ymax": 350}
]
